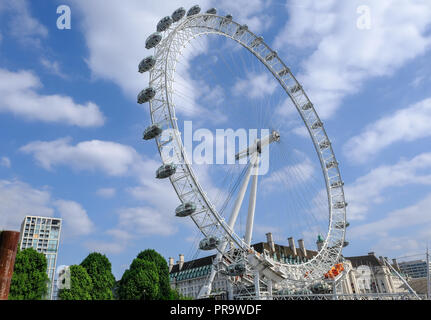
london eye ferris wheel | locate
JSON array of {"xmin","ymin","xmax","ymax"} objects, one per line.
[{"xmin": 138, "ymin": 5, "xmax": 349, "ymax": 298}]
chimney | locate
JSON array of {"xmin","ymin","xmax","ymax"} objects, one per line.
[
  {"xmin": 288, "ymin": 237, "xmax": 297, "ymax": 256},
  {"xmin": 298, "ymin": 239, "xmax": 307, "ymax": 256},
  {"xmin": 392, "ymin": 258, "xmax": 400, "ymax": 271},
  {"xmin": 168, "ymin": 257, "xmax": 174, "ymax": 272},
  {"xmin": 178, "ymin": 254, "xmax": 184, "ymax": 271},
  {"xmin": 316, "ymin": 235, "xmax": 324, "ymax": 251},
  {"xmin": 266, "ymin": 232, "xmax": 275, "ymax": 252}
]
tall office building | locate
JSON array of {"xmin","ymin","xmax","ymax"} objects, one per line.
[
  {"xmin": 398, "ymin": 259, "xmax": 430, "ymax": 279},
  {"xmin": 19, "ymin": 216, "xmax": 62, "ymax": 300}
]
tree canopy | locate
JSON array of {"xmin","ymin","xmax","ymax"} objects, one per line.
[
  {"xmin": 9, "ymin": 248, "xmax": 49, "ymax": 300},
  {"xmin": 136, "ymin": 249, "xmax": 171, "ymax": 300},
  {"xmin": 80, "ymin": 252, "xmax": 116, "ymax": 300},
  {"xmin": 117, "ymin": 258, "xmax": 159, "ymax": 300},
  {"xmin": 58, "ymin": 265, "xmax": 93, "ymax": 300}
]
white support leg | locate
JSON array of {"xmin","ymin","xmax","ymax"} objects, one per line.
[
  {"xmin": 227, "ymin": 280, "xmax": 233, "ymax": 300},
  {"xmin": 254, "ymin": 270, "xmax": 261, "ymax": 299},
  {"xmin": 267, "ymin": 279, "xmax": 273, "ymax": 300},
  {"xmin": 198, "ymin": 160, "xmax": 255, "ymax": 299},
  {"xmin": 244, "ymin": 156, "xmax": 259, "ymax": 246}
]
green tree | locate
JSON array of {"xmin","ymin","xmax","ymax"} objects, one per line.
[
  {"xmin": 58, "ymin": 265, "xmax": 93, "ymax": 300},
  {"xmin": 80, "ymin": 252, "xmax": 115, "ymax": 300},
  {"xmin": 9, "ymin": 248, "xmax": 49, "ymax": 300},
  {"xmin": 117, "ymin": 258, "xmax": 159, "ymax": 300},
  {"xmin": 136, "ymin": 249, "xmax": 171, "ymax": 300},
  {"xmin": 169, "ymin": 288, "xmax": 193, "ymax": 300}
]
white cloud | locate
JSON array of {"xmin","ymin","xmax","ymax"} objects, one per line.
[
  {"xmin": 349, "ymin": 193, "xmax": 431, "ymax": 256},
  {"xmin": 275, "ymin": 0, "xmax": 431, "ymax": 119},
  {"xmin": 54, "ymin": 200, "xmax": 94, "ymax": 237},
  {"xmin": 260, "ymin": 157, "xmax": 315, "ymax": 193},
  {"xmin": 344, "ymin": 152, "xmax": 431, "ymax": 220},
  {"xmin": 71, "ymin": 0, "xmax": 271, "ymax": 101},
  {"xmin": 20, "ymin": 138, "xmax": 137, "ymax": 176},
  {"xmin": 96, "ymin": 188, "xmax": 116, "ymax": 198},
  {"xmin": 233, "ymin": 72, "xmax": 278, "ymax": 99},
  {"xmin": 214, "ymin": 0, "xmax": 274, "ymax": 32},
  {"xmin": 350, "ymin": 193, "xmax": 431, "ymax": 239},
  {"xmin": 275, "ymin": 98, "xmax": 297, "ymax": 119},
  {"xmin": 0, "ymin": 157, "xmax": 11, "ymax": 168},
  {"xmin": 116, "ymin": 207, "xmax": 178, "ymax": 237},
  {"xmin": 344, "ymin": 97, "xmax": 431, "ymax": 163},
  {"xmin": 1, "ymin": 0, "xmax": 48, "ymax": 46},
  {"xmin": 0, "ymin": 69, "xmax": 105, "ymax": 127},
  {"xmin": 70, "ymin": 0, "xmax": 211, "ymax": 96},
  {"xmin": 40, "ymin": 58, "xmax": 66, "ymax": 78},
  {"xmin": 171, "ymin": 41, "xmax": 228, "ymax": 123},
  {"xmin": 0, "ymin": 179, "xmax": 54, "ymax": 230},
  {"xmin": 291, "ymin": 126, "xmax": 309, "ymax": 138},
  {"xmin": 20, "ymin": 136, "xmax": 180, "ymax": 209},
  {"xmin": 0, "ymin": 179, "xmax": 94, "ymax": 239},
  {"xmin": 20, "ymin": 137, "xmax": 182, "ymax": 246}
]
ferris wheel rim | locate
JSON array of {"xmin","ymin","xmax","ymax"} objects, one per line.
[{"xmin": 146, "ymin": 11, "xmax": 347, "ymax": 282}]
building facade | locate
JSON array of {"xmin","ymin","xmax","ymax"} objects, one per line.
[
  {"xmin": 169, "ymin": 234, "xmax": 408, "ymax": 298},
  {"xmin": 169, "ymin": 234, "xmax": 320, "ymax": 299},
  {"xmin": 398, "ymin": 259, "xmax": 430, "ymax": 279},
  {"xmin": 340, "ymin": 253, "xmax": 408, "ymax": 295},
  {"xmin": 19, "ymin": 215, "xmax": 62, "ymax": 300}
]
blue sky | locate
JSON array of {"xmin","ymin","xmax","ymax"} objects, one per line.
[{"xmin": 1, "ymin": 0, "xmax": 431, "ymax": 279}]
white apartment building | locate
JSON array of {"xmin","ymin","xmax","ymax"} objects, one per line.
[{"xmin": 19, "ymin": 215, "xmax": 62, "ymax": 300}]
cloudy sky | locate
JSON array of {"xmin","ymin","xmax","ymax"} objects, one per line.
[{"xmin": 1, "ymin": 0, "xmax": 431, "ymax": 279}]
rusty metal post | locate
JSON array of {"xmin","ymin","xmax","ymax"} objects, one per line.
[{"xmin": 0, "ymin": 231, "xmax": 20, "ymax": 300}]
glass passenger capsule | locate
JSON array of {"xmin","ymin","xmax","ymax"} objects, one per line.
[
  {"xmin": 278, "ymin": 68, "xmax": 289, "ymax": 77},
  {"xmin": 333, "ymin": 201, "xmax": 347, "ymax": 209},
  {"xmin": 319, "ymin": 140, "xmax": 331, "ymax": 150},
  {"xmin": 330, "ymin": 180, "xmax": 344, "ymax": 188},
  {"xmin": 199, "ymin": 236, "xmax": 220, "ymax": 250},
  {"xmin": 157, "ymin": 16, "xmax": 173, "ymax": 32},
  {"xmin": 226, "ymin": 263, "xmax": 246, "ymax": 276},
  {"xmin": 206, "ymin": 8, "xmax": 217, "ymax": 14},
  {"xmin": 138, "ymin": 56, "xmax": 156, "ymax": 73},
  {"xmin": 156, "ymin": 163, "xmax": 177, "ymax": 179},
  {"xmin": 203, "ymin": 8, "xmax": 217, "ymax": 21},
  {"xmin": 265, "ymin": 51, "xmax": 277, "ymax": 61},
  {"xmin": 326, "ymin": 160, "xmax": 338, "ymax": 169},
  {"xmin": 311, "ymin": 120, "xmax": 323, "ymax": 129},
  {"xmin": 137, "ymin": 87, "xmax": 156, "ymax": 104},
  {"xmin": 290, "ymin": 84, "xmax": 302, "ymax": 94},
  {"xmin": 145, "ymin": 32, "xmax": 162, "ymax": 49},
  {"xmin": 302, "ymin": 102, "xmax": 313, "ymax": 110},
  {"xmin": 175, "ymin": 202, "xmax": 197, "ymax": 217},
  {"xmin": 172, "ymin": 7, "xmax": 186, "ymax": 22},
  {"xmin": 220, "ymin": 14, "xmax": 232, "ymax": 27},
  {"xmin": 335, "ymin": 221, "xmax": 350, "ymax": 229},
  {"xmin": 187, "ymin": 5, "xmax": 201, "ymax": 16},
  {"xmin": 235, "ymin": 24, "xmax": 248, "ymax": 36},
  {"xmin": 143, "ymin": 123, "xmax": 162, "ymax": 140},
  {"xmin": 251, "ymin": 36, "xmax": 263, "ymax": 48}
]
